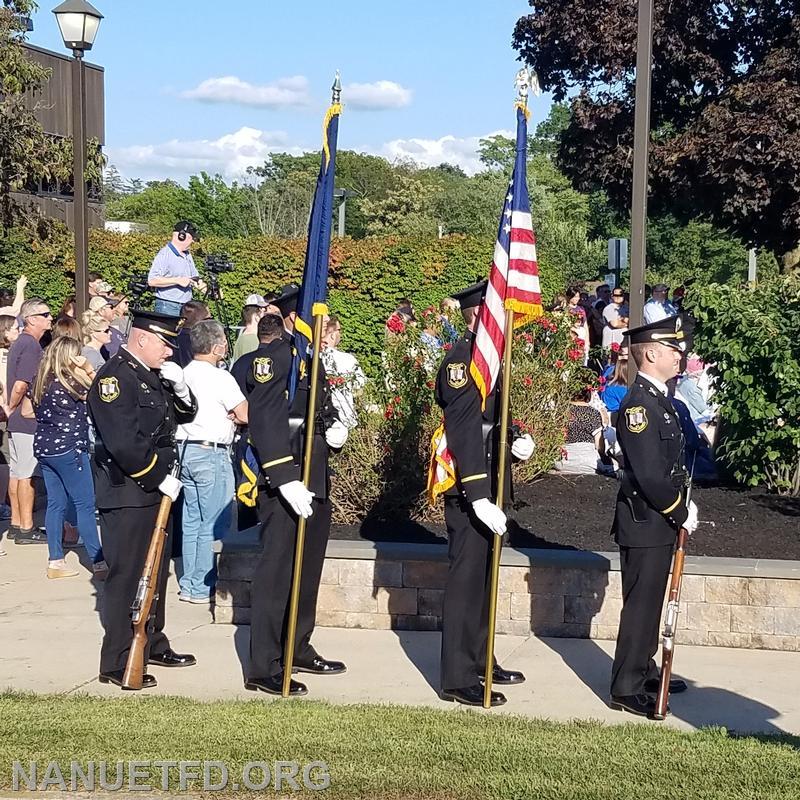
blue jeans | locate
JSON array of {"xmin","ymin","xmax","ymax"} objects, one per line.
[
  {"xmin": 179, "ymin": 444, "xmax": 234, "ymax": 598},
  {"xmin": 39, "ymin": 450, "xmax": 103, "ymax": 563},
  {"xmin": 153, "ymin": 298, "xmax": 184, "ymax": 316}
]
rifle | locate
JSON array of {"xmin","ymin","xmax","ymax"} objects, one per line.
[
  {"xmin": 121, "ymin": 460, "xmax": 181, "ymax": 690},
  {"xmin": 652, "ymin": 453, "xmax": 697, "ymax": 720}
]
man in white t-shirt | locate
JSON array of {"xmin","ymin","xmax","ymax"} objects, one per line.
[
  {"xmin": 602, "ymin": 288, "xmax": 629, "ymax": 349},
  {"xmin": 175, "ymin": 319, "xmax": 248, "ymax": 602}
]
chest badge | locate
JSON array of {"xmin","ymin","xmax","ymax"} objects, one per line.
[
  {"xmin": 625, "ymin": 406, "xmax": 648, "ymax": 433},
  {"xmin": 99, "ymin": 377, "xmax": 120, "ymax": 403},
  {"xmin": 253, "ymin": 357, "xmax": 274, "ymax": 383},
  {"xmin": 447, "ymin": 362, "xmax": 468, "ymax": 389}
]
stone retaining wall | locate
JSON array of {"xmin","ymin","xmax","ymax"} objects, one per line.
[{"xmin": 214, "ymin": 534, "xmax": 800, "ymax": 651}]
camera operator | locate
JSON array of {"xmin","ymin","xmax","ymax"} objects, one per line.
[{"xmin": 148, "ymin": 221, "xmax": 207, "ymax": 316}]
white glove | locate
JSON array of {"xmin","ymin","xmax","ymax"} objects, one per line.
[
  {"xmin": 158, "ymin": 474, "xmax": 183, "ymax": 502},
  {"xmin": 325, "ymin": 420, "xmax": 349, "ymax": 449},
  {"xmin": 279, "ymin": 480, "xmax": 315, "ymax": 519},
  {"xmin": 159, "ymin": 361, "xmax": 189, "ymax": 399},
  {"xmin": 683, "ymin": 500, "xmax": 699, "ymax": 534},
  {"xmin": 471, "ymin": 498, "xmax": 507, "ymax": 536},
  {"xmin": 511, "ymin": 433, "xmax": 535, "ymax": 461}
]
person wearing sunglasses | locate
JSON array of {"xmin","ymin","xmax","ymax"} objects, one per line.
[
  {"xmin": 4, "ymin": 298, "xmax": 51, "ymax": 545},
  {"xmin": 80, "ymin": 310, "xmax": 113, "ymax": 372}
]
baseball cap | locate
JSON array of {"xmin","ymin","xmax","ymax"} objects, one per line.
[
  {"xmin": 89, "ymin": 296, "xmax": 113, "ymax": 312},
  {"xmin": 244, "ymin": 293, "xmax": 268, "ymax": 308}
]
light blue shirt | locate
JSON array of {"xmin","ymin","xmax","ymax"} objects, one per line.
[{"xmin": 148, "ymin": 242, "xmax": 198, "ymax": 304}]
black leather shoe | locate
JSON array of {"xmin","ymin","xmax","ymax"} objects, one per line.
[
  {"xmin": 609, "ymin": 693, "xmax": 667, "ymax": 718},
  {"xmin": 245, "ymin": 674, "xmax": 308, "ymax": 696},
  {"xmin": 148, "ymin": 649, "xmax": 196, "ymax": 668},
  {"xmin": 644, "ymin": 677, "xmax": 688, "ymax": 694},
  {"xmin": 99, "ymin": 671, "xmax": 157, "ymax": 690},
  {"xmin": 292, "ymin": 656, "xmax": 347, "ymax": 675},
  {"xmin": 14, "ymin": 528, "xmax": 47, "ymax": 545},
  {"xmin": 442, "ymin": 684, "xmax": 507, "ymax": 707},
  {"xmin": 478, "ymin": 665, "xmax": 526, "ymax": 685}
]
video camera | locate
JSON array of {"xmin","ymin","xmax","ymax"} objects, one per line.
[
  {"xmin": 127, "ymin": 272, "xmax": 149, "ymax": 303},
  {"xmin": 204, "ymin": 253, "xmax": 235, "ymax": 275}
]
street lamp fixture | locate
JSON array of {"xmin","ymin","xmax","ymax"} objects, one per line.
[
  {"xmin": 53, "ymin": 0, "xmax": 103, "ymax": 53},
  {"xmin": 334, "ymin": 189, "xmax": 356, "ymax": 238},
  {"xmin": 53, "ymin": 0, "xmax": 103, "ymax": 316}
]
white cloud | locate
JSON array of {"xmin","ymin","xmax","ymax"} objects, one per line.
[
  {"xmin": 107, "ymin": 126, "xmax": 514, "ymax": 184},
  {"xmin": 107, "ymin": 127, "xmax": 305, "ymax": 182},
  {"xmin": 181, "ymin": 75, "xmax": 311, "ymax": 108},
  {"xmin": 378, "ymin": 129, "xmax": 513, "ymax": 175},
  {"xmin": 344, "ymin": 80, "xmax": 412, "ymax": 110}
]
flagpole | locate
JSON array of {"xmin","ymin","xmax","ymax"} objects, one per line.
[
  {"xmin": 482, "ymin": 69, "xmax": 533, "ymax": 709},
  {"xmin": 483, "ymin": 306, "xmax": 515, "ymax": 708},
  {"xmin": 282, "ymin": 303, "xmax": 327, "ymax": 698}
]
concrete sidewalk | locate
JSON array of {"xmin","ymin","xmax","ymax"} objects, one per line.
[{"xmin": 2, "ymin": 541, "xmax": 799, "ymax": 736}]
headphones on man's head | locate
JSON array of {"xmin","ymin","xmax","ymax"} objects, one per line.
[{"xmin": 174, "ymin": 221, "xmax": 198, "ymax": 243}]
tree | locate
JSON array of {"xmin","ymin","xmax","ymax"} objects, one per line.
[
  {"xmin": 0, "ymin": 1, "xmax": 52, "ymax": 227},
  {"xmin": 103, "ymin": 165, "xmax": 126, "ymax": 202},
  {"xmin": 514, "ymin": 1, "xmax": 800, "ymax": 270}
]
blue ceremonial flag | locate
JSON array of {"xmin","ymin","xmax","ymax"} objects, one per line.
[{"xmin": 288, "ymin": 76, "xmax": 342, "ymax": 402}]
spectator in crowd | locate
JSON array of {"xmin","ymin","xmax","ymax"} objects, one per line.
[
  {"xmin": 51, "ymin": 315, "xmax": 82, "ymax": 342},
  {"xmin": 80, "ymin": 310, "xmax": 112, "ymax": 371},
  {"xmin": 439, "ymin": 297, "xmax": 459, "ymax": 343},
  {"xmin": 593, "ymin": 284, "xmax": 611, "ymax": 312},
  {"xmin": 104, "ymin": 295, "xmax": 129, "ymax": 357},
  {"xmin": 176, "ymin": 320, "xmax": 247, "ymax": 603},
  {"xmin": 88, "ymin": 273, "xmax": 113, "ymax": 298},
  {"xmin": 600, "ymin": 347, "xmax": 630, "ymax": 420},
  {"xmin": 321, "ymin": 315, "xmax": 366, "ymax": 429},
  {"xmin": 602, "ymin": 288, "xmax": 629, "ymax": 349},
  {"xmin": 31, "ymin": 337, "xmax": 105, "ymax": 579},
  {"xmin": 4, "ymin": 298, "xmax": 50, "ymax": 545},
  {"xmin": 0, "ymin": 315, "xmax": 19, "ymax": 555},
  {"xmin": 232, "ymin": 295, "xmax": 269, "ymax": 362},
  {"xmin": 643, "ymin": 283, "xmax": 677, "ymax": 324},
  {"xmin": 147, "ymin": 221, "xmax": 207, "ymax": 316},
  {"xmin": 58, "ymin": 296, "xmax": 76, "ymax": 318},
  {"xmin": 566, "ymin": 284, "xmax": 589, "ymax": 363},
  {"xmin": 553, "ymin": 386, "xmax": 605, "ymax": 475},
  {"xmin": 0, "ymin": 275, "xmax": 28, "ymax": 317},
  {"xmin": 87, "ymin": 296, "xmax": 126, "ymax": 360},
  {"xmin": 172, "ymin": 300, "xmax": 211, "ymax": 368}
]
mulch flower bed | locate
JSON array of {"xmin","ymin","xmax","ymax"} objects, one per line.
[{"xmin": 333, "ymin": 474, "xmax": 800, "ymax": 560}]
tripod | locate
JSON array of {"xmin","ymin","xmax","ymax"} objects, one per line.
[{"xmin": 201, "ymin": 273, "xmax": 236, "ymax": 354}]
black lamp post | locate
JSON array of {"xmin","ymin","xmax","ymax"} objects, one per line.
[{"xmin": 52, "ymin": 0, "xmax": 103, "ymax": 317}]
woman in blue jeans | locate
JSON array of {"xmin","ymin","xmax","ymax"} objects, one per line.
[{"xmin": 32, "ymin": 337, "xmax": 106, "ymax": 579}]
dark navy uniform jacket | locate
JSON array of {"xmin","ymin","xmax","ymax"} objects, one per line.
[
  {"xmin": 247, "ymin": 335, "xmax": 336, "ymax": 500},
  {"xmin": 435, "ymin": 331, "xmax": 510, "ymax": 504},
  {"xmin": 88, "ymin": 347, "xmax": 197, "ymax": 509},
  {"xmin": 613, "ymin": 375, "xmax": 690, "ymax": 547}
]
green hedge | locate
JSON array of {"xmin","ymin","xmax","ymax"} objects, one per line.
[{"xmin": 0, "ymin": 229, "xmax": 571, "ymax": 374}]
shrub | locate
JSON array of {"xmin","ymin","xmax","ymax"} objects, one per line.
[{"xmin": 686, "ymin": 276, "xmax": 800, "ymax": 495}]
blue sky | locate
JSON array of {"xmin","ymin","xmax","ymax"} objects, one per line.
[{"xmin": 29, "ymin": 1, "xmax": 552, "ymax": 183}]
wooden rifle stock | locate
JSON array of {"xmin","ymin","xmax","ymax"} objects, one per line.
[
  {"xmin": 121, "ymin": 494, "xmax": 173, "ymax": 690},
  {"xmin": 653, "ymin": 526, "xmax": 689, "ymax": 720}
]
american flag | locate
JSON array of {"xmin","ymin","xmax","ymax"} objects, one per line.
[{"xmin": 470, "ymin": 105, "xmax": 543, "ymax": 406}]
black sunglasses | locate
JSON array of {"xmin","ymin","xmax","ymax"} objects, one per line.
[{"xmin": 29, "ymin": 311, "xmax": 52, "ymax": 319}]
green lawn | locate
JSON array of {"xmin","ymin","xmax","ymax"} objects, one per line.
[{"xmin": 1, "ymin": 692, "xmax": 799, "ymax": 799}]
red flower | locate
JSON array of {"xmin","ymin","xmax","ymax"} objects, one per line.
[
  {"xmin": 386, "ymin": 314, "xmax": 406, "ymax": 334},
  {"xmin": 555, "ymin": 359, "xmax": 564, "ymax": 369},
  {"xmin": 523, "ymin": 376, "xmax": 533, "ymax": 387},
  {"xmin": 426, "ymin": 380, "xmax": 435, "ymax": 389},
  {"xmin": 610, "ymin": 342, "xmax": 621, "ymax": 353},
  {"xmin": 567, "ymin": 348, "xmax": 582, "ymax": 361},
  {"xmin": 394, "ymin": 395, "xmax": 402, "ymax": 404},
  {"xmin": 443, "ymin": 343, "xmax": 452, "ymax": 351},
  {"xmin": 598, "ymin": 376, "xmax": 607, "ymax": 386}
]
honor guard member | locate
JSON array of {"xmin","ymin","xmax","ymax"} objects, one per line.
[
  {"xmin": 88, "ymin": 310, "xmax": 199, "ymax": 690},
  {"xmin": 435, "ymin": 281, "xmax": 535, "ymax": 707},
  {"xmin": 245, "ymin": 285, "xmax": 349, "ymax": 696},
  {"xmin": 609, "ymin": 315, "xmax": 699, "ymax": 717}
]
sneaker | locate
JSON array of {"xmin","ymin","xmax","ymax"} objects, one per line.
[
  {"xmin": 179, "ymin": 593, "xmax": 212, "ymax": 604},
  {"xmin": 47, "ymin": 559, "xmax": 79, "ymax": 579},
  {"xmin": 5, "ymin": 525, "xmax": 20, "ymax": 541},
  {"xmin": 15, "ymin": 528, "xmax": 48, "ymax": 545}
]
